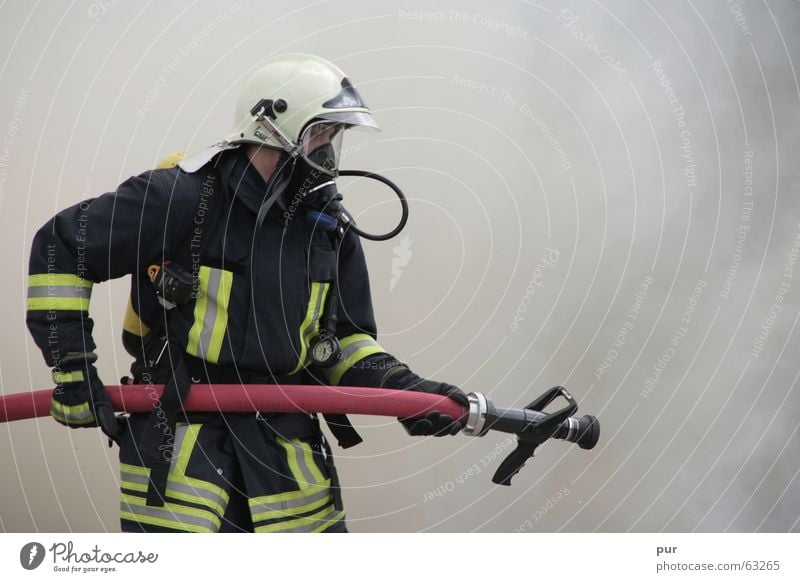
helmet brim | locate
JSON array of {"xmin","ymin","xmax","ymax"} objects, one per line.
[{"xmin": 315, "ymin": 110, "xmax": 380, "ymax": 132}]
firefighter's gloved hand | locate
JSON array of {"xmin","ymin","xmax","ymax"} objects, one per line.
[
  {"xmin": 401, "ymin": 410, "xmax": 462, "ymax": 436},
  {"xmin": 378, "ymin": 363, "xmax": 468, "ymax": 437},
  {"xmin": 50, "ymin": 358, "xmax": 122, "ymax": 446},
  {"xmin": 397, "ymin": 382, "xmax": 469, "ymax": 437}
]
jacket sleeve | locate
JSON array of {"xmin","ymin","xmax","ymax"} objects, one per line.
[
  {"xmin": 26, "ymin": 169, "xmax": 192, "ymax": 367},
  {"xmin": 316, "ymin": 228, "xmax": 397, "ymax": 386}
]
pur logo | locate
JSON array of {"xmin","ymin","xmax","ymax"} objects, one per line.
[{"xmin": 20, "ymin": 542, "xmax": 46, "ymax": 570}]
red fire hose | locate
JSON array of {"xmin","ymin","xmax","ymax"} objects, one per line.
[
  {"xmin": 0, "ymin": 384, "xmax": 466, "ymax": 424},
  {"xmin": 1, "ymin": 384, "xmax": 600, "ymax": 485}
]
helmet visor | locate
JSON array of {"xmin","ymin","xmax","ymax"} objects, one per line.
[
  {"xmin": 299, "ymin": 119, "xmax": 347, "ymax": 177},
  {"xmin": 315, "ymin": 110, "xmax": 380, "ymax": 132}
]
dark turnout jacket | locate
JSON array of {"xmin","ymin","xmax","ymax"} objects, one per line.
[{"xmin": 26, "ymin": 148, "xmax": 390, "ymax": 386}]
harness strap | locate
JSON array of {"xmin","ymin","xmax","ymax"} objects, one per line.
[
  {"xmin": 322, "ymin": 413, "xmax": 363, "ymax": 449},
  {"xmin": 139, "ymin": 339, "xmax": 192, "ymax": 507}
]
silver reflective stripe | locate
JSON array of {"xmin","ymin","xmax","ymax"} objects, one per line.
[
  {"xmin": 120, "ymin": 471, "xmax": 149, "ymax": 487},
  {"xmin": 120, "ymin": 500, "xmax": 218, "ymax": 532},
  {"xmin": 304, "ymin": 284, "xmax": 326, "ymax": 339},
  {"xmin": 27, "ymin": 285, "xmax": 92, "ymax": 299},
  {"xmin": 250, "ymin": 487, "xmax": 332, "ymax": 516},
  {"xmin": 279, "ymin": 508, "xmax": 342, "ymax": 533},
  {"xmin": 170, "ymin": 425, "xmax": 189, "ymax": 471},
  {"xmin": 197, "ymin": 268, "xmax": 223, "ymax": 357},
  {"xmin": 289, "ymin": 440, "xmax": 316, "ymax": 485},
  {"xmin": 50, "ymin": 403, "xmax": 94, "ymax": 423},
  {"xmin": 121, "ymin": 470, "xmax": 224, "ymax": 502},
  {"xmin": 166, "ymin": 481, "xmax": 227, "ymax": 511},
  {"xmin": 337, "ymin": 338, "xmax": 375, "ymax": 362}
]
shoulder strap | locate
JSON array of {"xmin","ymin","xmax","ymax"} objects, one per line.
[{"xmin": 173, "ymin": 166, "xmax": 222, "ymax": 274}]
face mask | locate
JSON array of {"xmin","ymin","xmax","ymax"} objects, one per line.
[
  {"xmin": 306, "ymin": 142, "xmax": 337, "ymax": 172},
  {"xmin": 285, "ymin": 143, "xmax": 338, "ymax": 208}
]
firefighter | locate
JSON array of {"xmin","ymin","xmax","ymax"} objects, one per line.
[{"xmin": 26, "ymin": 53, "xmax": 467, "ymax": 533}]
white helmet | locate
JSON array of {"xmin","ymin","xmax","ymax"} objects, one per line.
[{"xmin": 225, "ymin": 54, "xmax": 378, "ymax": 175}]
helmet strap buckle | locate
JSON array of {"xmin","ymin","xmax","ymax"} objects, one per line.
[{"xmin": 249, "ymin": 99, "xmax": 298, "ymax": 154}]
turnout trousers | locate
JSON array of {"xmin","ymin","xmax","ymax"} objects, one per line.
[{"xmin": 118, "ymin": 411, "xmax": 347, "ymax": 533}]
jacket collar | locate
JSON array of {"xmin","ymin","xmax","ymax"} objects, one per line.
[{"xmin": 215, "ymin": 149, "xmax": 288, "ymax": 217}]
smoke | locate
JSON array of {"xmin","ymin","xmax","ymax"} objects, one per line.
[{"xmin": 1, "ymin": 0, "xmax": 799, "ymax": 533}]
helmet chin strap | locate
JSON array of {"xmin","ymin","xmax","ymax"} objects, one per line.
[{"xmin": 255, "ymin": 150, "xmax": 296, "ymax": 230}]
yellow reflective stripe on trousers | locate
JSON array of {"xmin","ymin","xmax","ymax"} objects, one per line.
[
  {"xmin": 289, "ymin": 282, "xmax": 330, "ymax": 374},
  {"xmin": 249, "ymin": 484, "xmax": 333, "ymax": 522},
  {"xmin": 119, "ymin": 424, "xmax": 229, "ymax": 531},
  {"xmin": 280, "ymin": 437, "xmax": 327, "ymax": 485},
  {"xmin": 27, "ymin": 274, "xmax": 92, "ymax": 311},
  {"xmin": 120, "ymin": 463, "xmax": 229, "ymax": 518},
  {"xmin": 186, "ymin": 266, "xmax": 232, "ymax": 364},
  {"xmin": 120, "ymin": 493, "xmax": 221, "ymax": 533},
  {"xmin": 166, "ymin": 424, "xmax": 229, "ymax": 515},
  {"xmin": 326, "ymin": 333, "xmax": 387, "ymax": 385},
  {"xmin": 249, "ymin": 437, "xmax": 333, "ymax": 525},
  {"xmin": 253, "ymin": 505, "xmax": 345, "ymax": 533}
]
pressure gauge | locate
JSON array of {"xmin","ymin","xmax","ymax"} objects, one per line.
[{"xmin": 309, "ymin": 334, "xmax": 341, "ymax": 368}]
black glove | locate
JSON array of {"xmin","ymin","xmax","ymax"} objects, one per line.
[
  {"xmin": 50, "ymin": 355, "xmax": 122, "ymax": 445},
  {"xmin": 380, "ymin": 365, "xmax": 469, "ymax": 437}
]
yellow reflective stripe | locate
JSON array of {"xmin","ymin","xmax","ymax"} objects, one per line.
[
  {"xmin": 120, "ymin": 476, "xmax": 148, "ymax": 494},
  {"xmin": 28, "ymin": 274, "xmax": 92, "ymax": 288},
  {"xmin": 175, "ymin": 475, "xmax": 229, "ymax": 505},
  {"xmin": 277, "ymin": 437, "xmax": 327, "ymax": 487},
  {"xmin": 121, "ymin": 462, "xmax": 229, "ymax": 501},
  {"xmin": 300, "ymin": 439, "xmax": 326, "ymax": 484},
  {"xmin": 208, "ymin": 269, "xmax": 232, "ymax": 362},
  {"xmin": 250, "ymin": 485, "xmax": 333, "ymax": 522},
  {"xmin": 330, "ymin": 345, "xmax": 384, "ymax": 384},
  {"xmin": 50, "ymin": 401, "xmax": 94, "ymax": 425},
  {"xmin": 289, "ymin": 282, "xmax": 330, "ymax": 374},
  {"xmin": 174, "ymin": 423, "xmax": 200, "ymax": 476},
  {"xmin": 120, "ymin": 461, "xmax": 229, "ymax": 516},
  {"xmin": 186, "ymin": 267, "xmax": 232, "ymax": 364},
  {"xmin": 168, "ymin": 476, "xmax": 228, "ymax": 516},
  {"xmin": 248, "ymin": 478, "xmax": 331, "ymax": 509},
  {"xmin": 170, "ymin": 424, "xmax": 229, "ymax": 514},
  {"xmin": 187, "ymin": 286, "xmax": 206, "ymax": 357},
  {"xmin": 120, "ymin": 426, "xmax": 229, "ymax": 522},
  {"xmin": 27, "ymin": 297, "xmax": 90, "ymax": 311},
  {"xmin": 120, "ymin": 462, "xmax": 149, "ymax": 477},
  {"xmin": 52, "ymin": 370, "xmax": 84, "ymax": 383},
  {"xmin": 328, "ymin": 333, "xmax": 387, "ymax": 385},
  {"xmin": 121, "ymin": 493, "xmax": 220, "ymax": 533},
  {"xmin": 122, "ymin": 298, "xmax": 150, "ymax": 337},
  {"xmin": 249, "ymin": 437, "xmax": 333, "ymax": 524},
  {"xmin": 186, "ymin": 267, "xmax": 211, "ymax": 359},
  {"xmin": 27, "ymin": 274, "xmax": 92, "ymax": 311},
  {"xmin": 253, "ymin": 506, "xmax": 345, "ymax": 533}
]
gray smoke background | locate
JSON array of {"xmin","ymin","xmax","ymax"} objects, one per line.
[{"xmin": 1, "ymin": 0, "xmax": 798, "ymax": 532}]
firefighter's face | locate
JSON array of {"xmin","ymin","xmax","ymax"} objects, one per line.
[
  {"xmin": 303, "ymin": 123, "xmax": 340, "ymax": 153},
  {"xmin": 299, "ymin": 120, "xmax": 345, "ymax": 176}
]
